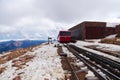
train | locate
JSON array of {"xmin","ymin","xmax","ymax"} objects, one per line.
[
  {"xmin": 58, "ymin": 31, "xmax": 74, "ymax": 43},
  {"xmin": 57, "ymin": 31, "xmax": 71, "ymax": 43}
]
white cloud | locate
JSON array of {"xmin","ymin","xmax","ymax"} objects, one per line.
[
  {"xmin": 0, "ymin": 0, "xmax": 120, "ymax": 39},
  {"xmin": 0, "ymin": 25, "xmax": 16, "ymax": 33}
]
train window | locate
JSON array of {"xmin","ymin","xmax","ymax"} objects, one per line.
[
  {"xmin": 60, "ymin": 32, "xmax": 71, "ymax": 36},
  {"xmin": 66, "ymin": 32, "xmax": 71, "ymax": 36}
]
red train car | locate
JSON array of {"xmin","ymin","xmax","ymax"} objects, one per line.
[{"xmin": 58, "ymin": 31, "xmax": 71, "ymax": 43}]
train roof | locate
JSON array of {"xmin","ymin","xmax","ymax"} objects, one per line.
[{"xmin": 59, "ymin": 31, "xmax": 71, "ymax": 32}]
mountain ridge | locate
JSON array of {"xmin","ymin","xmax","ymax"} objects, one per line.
[{"xmin": 0, "ymin": 40, "xmax": 46, "ymax": 54}]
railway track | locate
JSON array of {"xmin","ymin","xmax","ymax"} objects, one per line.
[
  {"xmin": 64, "ymin": 44, "xmax": 120, "ymax": 80},
  {"xmin": 66, "ymin": 57, "xmax": 80, "ymax": 80},
  {"xmin": 57, "ymin": 45, "xmax": 87, "ymax": 80}
]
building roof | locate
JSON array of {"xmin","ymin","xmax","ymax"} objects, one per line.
[{"xmin": 69, "ymin": 21, "xmax": 106, "ymax": 30}]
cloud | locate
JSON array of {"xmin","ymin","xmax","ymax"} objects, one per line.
[
  {"xmin": 0, "ymin": 0, "xmax": 120, "ymax": 39},
  {"xmin": 0, "ymin": 25, "xmax": 16, "ymax": 33}
]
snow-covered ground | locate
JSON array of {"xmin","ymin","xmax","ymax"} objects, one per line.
[
  {"xmin": 71, "ymin": 40, "xmax": 120, "ymax": 62},
  {"xmin": 105, "ymin": 34, "xmax": 117, "ymax": 39},
  {"xmin": 75, "ymin": 40, "xmax": 120, "ymax": 51},
  {"xmin": 0, "ymin": 43, "xmax": 64, "ymax": 80},
  {"xmin": 0, "ymin": 40, "xmax": 120, "ymax": 80}
]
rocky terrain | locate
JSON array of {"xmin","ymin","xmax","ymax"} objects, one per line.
[{"xmin": 0, "ymin": 43, "xmax": 64, "ymax": 80}]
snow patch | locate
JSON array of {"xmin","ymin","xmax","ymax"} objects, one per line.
[
  {"xmin": 72, "ymin": 40, "xmax": 120, "ymax": 62},
  {"xmin": 0, "ymin": 44, "xmax": 64, "ymax": 80}
]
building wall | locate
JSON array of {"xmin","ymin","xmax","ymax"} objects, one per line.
[
  {"xmin": 69, "ymin": 21, "xmax": 106, "ymax": 40},
  {"xmin": 85, "ymin": 26, "xmax": 105, "ymax": 39},
  {"xmin": 69, "ymin": 22, "xmax": 85, "ymax": 40},
  {"xmin": 85, "ymin": 21, "xmax": 106, "ymax": 27},
  {"xmin": 84, "ymin": 22, "xmax": 106, "ymax": 39},
  {"xmin": 115, "ymin": 25, "xmax": 120, "ymax": 37},
  {"xmin": 71, "ymin": 28, "xmax": 80, "ymax": 40},
  {"xmin": 105, "ymin": 27, "xmax": 116, "ymax": 36}
]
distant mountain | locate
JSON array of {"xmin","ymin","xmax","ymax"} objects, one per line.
[{"xmin": 0, "ymin": 40, "xmax": 46, "ymax": 53}]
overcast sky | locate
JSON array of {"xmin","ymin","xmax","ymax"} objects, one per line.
[{"xmin": 0, "ymin": 0, "xmax": 120, "ymax": 38}]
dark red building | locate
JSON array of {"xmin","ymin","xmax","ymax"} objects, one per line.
[
  {"xmin": 105, "ymin": 27, "xmax": 116, "ymax": 36},
  {"xmin": 115, "ymin": 24, "xmax": 120, "ymax": 37},
  {"xmin": 69, "ymin": 21, "xmax": 106, "ymax": 40}
]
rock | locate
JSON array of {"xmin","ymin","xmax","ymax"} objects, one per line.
[{"xmin": 13, "ymin": 76, "xmax": 21, "ymax": 80}]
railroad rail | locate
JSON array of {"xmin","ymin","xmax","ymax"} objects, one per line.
[
  {"xmin": 65, "ymin": 44, "xmax": 120, "ymax": 80},
  {"xmin": 57, "ymin": 46, "xmax": 80, "ymax": 80},
  {"xmin": 85, "ymin": 46, "xmax": 120, "ymax": 58},
  {"xmin": 66, "ymin": 58, "xmax": 79, "ymax": 80}
]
